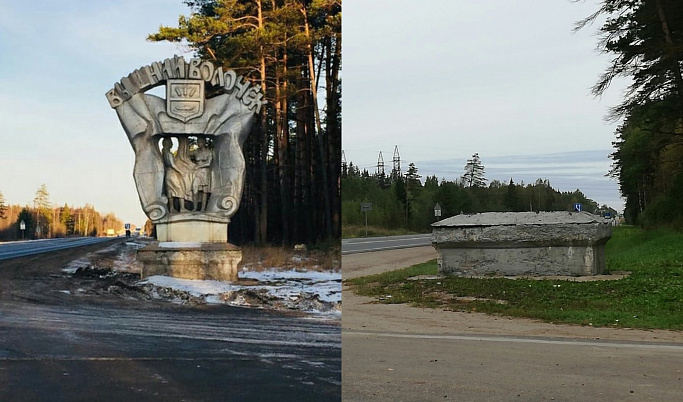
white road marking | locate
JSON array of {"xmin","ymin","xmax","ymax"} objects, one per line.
[
  {"xmin": 343, "ymin": 235, "xmax": 430, "ymax": 245},
  {"xmin": 343, "ymin": 331, "xmax": 683, "ymax": 351}
]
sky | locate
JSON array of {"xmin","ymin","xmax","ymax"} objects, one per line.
[
  {"xmin": 0, "ymin": 1, "xmax": 628, "ymax": 229},
  {"xmin": 342, "ymin": 0, "xmax": 628, "ymax": 212},
  {"xmin": 0, "ymin": 1, "xmax": 192, "ymax": 226}
]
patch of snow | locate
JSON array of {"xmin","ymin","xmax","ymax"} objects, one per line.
[
  {"xmin": 145, "ymin": 276, "xmax": 240, "ymax": 296},
  {"xmin": 113, "ymin": 247, "xmax": 142, "ymax": 273},
  {"xmin": 241, "ymin": 269, "xmax": 339, "ymax": 283},
  {"xmin": 62, "ymin": 257, "xmax": 90, "ymax": 274},
  {"xmin": 205, "ymin": 295, "xmax": 223, "ymax": 304},
  {"xmin": 142, "ymin": 269, "xmax": 341, "ymax": 315}
]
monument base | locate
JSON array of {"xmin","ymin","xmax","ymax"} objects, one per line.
[
  {"xmin": 431, "ymin": 212, "xmax": 612, "ymax": 277},
  {"xmin": 154, "ymin": 213, "xmax": 230, "ymax": 243},
  {"xmin": 137, "ymin": 242, "xmax": 241, "ymax": 281}
]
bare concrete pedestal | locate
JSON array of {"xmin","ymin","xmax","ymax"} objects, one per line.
[
  {"xmin": 431, "ymin": 212, "xmax": 612, "ymax": 277},
  {"xmin": 137, "ymin": 242, "xmax": 241, "ymax": 281},
  {"xmin": 154, "ymin": 214, "xmax": 230, "ymax": 243}
]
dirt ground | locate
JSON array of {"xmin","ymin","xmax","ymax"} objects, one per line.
[
  {"xmin": 1, "ymin": 241, "xmax": 342, "ymax": 400},
  {"xmin": 342, "ymin": 246, "xmax": 683, "ymax": 343},
  {"xmin": 0, "ymin": 239, "xmax": 340, "ymax": 315},
  {"xmin": 0, "ymin": 239, "xmax": 137, "ymax": 305}
]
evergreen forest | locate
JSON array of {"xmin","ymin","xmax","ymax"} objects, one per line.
[
  {"xmin": 341, "ymin": 156, "xmax": 612, "ymax": 237},
  {"xmin": 577, "ymin": 0, "xmax": 683, "ymax": 228},
  {"xmin": 0, "ymin": 186, "xmax": 124, "ymax": 241},
  {"xmin": 149, "ymin": 0, "xmax": 341, "ymax": 246}
]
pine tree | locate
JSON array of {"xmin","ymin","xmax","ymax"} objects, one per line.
[
  {"xmin": 376, "ymin": 171, "xmax": 390, "ymax": 189},
  {"xmin": 576, "ymin": 0, "xmax": 683, "ymax": 120},
  {"xmin": 148, "ymin": 0, "xmax": 341, "ymax": 245},
  {"xmin": 394, "ymin": 177, "xmax": 409, "ymax": 224},
  {"xmin": 461, "ymin": 153, "xmax": 487, "ymax": 188},
  {"xmin": 405, "ymin": 162, "xmax": 422, "ymax": 197},
  {"xmin": 424, "ymin": 175, "xmax": 439, "ymax": 191},
  {"xmin": 504, "ymin": 178, "xmax": 520, "ymax": 212},
  {"xmin": 60, "ymin": 205, "xmax": 75, "ymax": 235},
  {"xmin": 33, "ymin": 184, "xmax": 52, "ymax": 238},
  {"xmin": 577, "ymin": 0, "xmax": 683, "ymax": 225}
]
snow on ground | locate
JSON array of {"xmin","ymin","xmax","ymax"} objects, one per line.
[
  {"xmin": 62, "ymin": 256, "xmax": 92, "ymax": 274},
  {"xmin": 61, "ymin": 239, "xmax": 340, "ymax": 318},
  {"xmin": 141, "ymin": 269, "xmax": 341, "ymax": 317},
  {"xmin": 62, "ymin": 241, "xmax": 143, "ymax": 274}
]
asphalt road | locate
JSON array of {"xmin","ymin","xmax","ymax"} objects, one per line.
[
  {"xmin": 341, "ymin": 234, "xmax": 431, "ymax": 255},
  {"xmin": 0, "ymin": 244, "xmax": 341, "ymax": 401},
  {"xmin": 0, "ymin": 237, "xmax": 118, "ymax": 261},
  {"xmin": 343, "ymin": 331, "xmax": 683, "ymax": 401},
  {"xmin": 342, "ymin": 248, "xmax": 683, "ymax": 401},
  {"xmin": 0, "ymin": 301, "xmax": 341, "ymax": 401}
]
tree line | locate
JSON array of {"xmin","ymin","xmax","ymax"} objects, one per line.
[
  {"xmin": 149, "ymin": 0, "xmax": 341, "ymax": 246},
  {"xmin": 342, "ymin": 154, "xmax": 610, "ymax": 234},
  {"xmin": 0, "ymin": 186, "xmax": 124, "ymax": 241},
  {"xmin": 576, "ymin": 0, "xmax": 683, "ymax": 227}
]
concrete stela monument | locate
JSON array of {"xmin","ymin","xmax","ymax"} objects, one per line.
[
  {"xmin": 108, "ymin": 55, "xmax": 264, "ymax": 281},
  {"xmin": 431, "ymin": 211, "xmax": 612, "ymax": 277}
]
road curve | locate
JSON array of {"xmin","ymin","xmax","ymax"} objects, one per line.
[
  {"xmin": 0, "ymin": 237, "xmax": 120, "ymax": 261},
  {"xmin": 341, "ymin": 233, "xmax": 431, "ymax": 255}
]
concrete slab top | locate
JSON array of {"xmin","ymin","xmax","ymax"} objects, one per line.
[{"xmin": 432, "ymin": 211, "xmax": 604, "ymax": 227}]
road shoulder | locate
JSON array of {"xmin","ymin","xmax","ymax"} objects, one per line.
[{"xmin": 342, "ymin": 246, "xmax": 682, "ymax": 343}]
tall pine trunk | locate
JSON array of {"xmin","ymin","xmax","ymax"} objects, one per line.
[
  {"xmin": 300, "ymin": 3, "xmax": 332, "ymax": 240},
  {"xmin": 325, "ymin": 32, "xmax": 342, "ymax": 238},
  {"xmin": 653, "ymin": 0, "xmax": 683, "ymax": 123},
  {"xmin": 257, "ymin": 0, "xmax": 269, "ymax": 245},
  {"xmin": 276, "ymin": 55, "xmax": 290, "ymax": 245}
]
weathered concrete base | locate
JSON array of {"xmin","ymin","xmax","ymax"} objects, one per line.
[
  {"xmin": 431, "ymin": 212, "xmax": 612, "ymax": 277},
  {"xmin": 155, "ymin": 214, "xmax": 229, "ymax": 242},
  {"xmin": 137, "ymin": 242, "xmax": 241, "ymax": 281},
  {"xmin": 437, "ymin": 244, "xmax": 607, "ymax": 277}
]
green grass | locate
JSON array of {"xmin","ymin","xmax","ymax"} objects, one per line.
[
  {"xmin": 346, "ymin": 226, "xmax": 683, "ymax": 330},
  {"xmin": 341, "ymin": 225, "xmax": 417, "ymax": 239}
]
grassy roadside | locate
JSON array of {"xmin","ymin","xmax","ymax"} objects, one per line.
[
  {"xmin": 346, "ymin": 226, "xmax": 683, "ymax": 330},
  {"xmin": 241, "ymin": 244, "xmax": 340, "ymax": 271},
  {"xmin": 341, "ymin": 225, "xmax": 418, "ymax": 239}
]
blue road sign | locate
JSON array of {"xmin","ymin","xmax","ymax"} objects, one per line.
[
  {"xmin": 573, "ymin": 203, "xmax": 582, "ymax": 212},
  {"xmin": 124, "ymin": 223, "xmax": 131, "ymax": 230}
]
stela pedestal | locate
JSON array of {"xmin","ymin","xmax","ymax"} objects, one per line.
[
  {"xmin": 431, "ymin": 211, "xmax": 613, "ymax": 277},
  {"xmin": 108, "ymin": 56, "xmax": 263, "ymax": 281},
  {"xmin": 137, "ymin": 242, "xmax": 241, "ymax": 281}
]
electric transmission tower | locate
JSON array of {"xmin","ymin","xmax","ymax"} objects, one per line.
[
  {"xmin": 341, "ymin": 150, "xmax": 347, "ymax": 176},
  {"xmin": 376, "ymin": 151, "xmax": 385, "ymax": 176},
  {"xmin": 391, "ymin": 145, "xmax": 402, "ymax": 181}
]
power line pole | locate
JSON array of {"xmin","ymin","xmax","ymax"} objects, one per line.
[
  {"xmin": 341, "ymin": 150, "xmax": 347, "ymax": 176},
  {"xmin": 392, "ymin": 145, "xmax": 402, "ymax": 181}
]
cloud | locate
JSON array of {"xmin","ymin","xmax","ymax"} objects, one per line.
[{"xmin": 415, "ymin": 150, "xmax": 623, "ymax": 211}]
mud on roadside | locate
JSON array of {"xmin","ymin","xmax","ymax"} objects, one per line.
[{"xmin": 60, "ymin": 239, "xmax": 341, "ymax": 316}]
